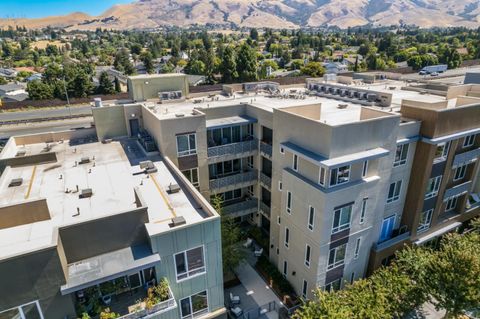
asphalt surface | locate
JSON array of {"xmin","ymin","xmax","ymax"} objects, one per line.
[
  {"xmin": 0, "ymin": 118, "xmax": 93, "ymax": 139},
  {"xmin": 0, "ymin": 105, "xmax": 92, "ymax": 121},
  {"xmin": 401, "ymin": 66, "xmax": 480, "ymax": 81}
]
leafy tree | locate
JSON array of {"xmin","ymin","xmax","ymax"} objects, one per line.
[
  {"xmin": 140, "ymin": 51, "xmax": 155, "ymax": 74},
  {"xmin": 69, "ymin": 68, "xmax": 93, "ymax": 98},
  {"xmin": 219, "ymin": 45, "xmax": 238, "ymax": 83},
  {"xmin": 300, "ymin": 62, "xmax": 326, "ymax": 77},
  {"xmin": 114, "ymin": 48, "xmax": 135, "ymax": 75},
  {"xmin": 185, "ymin": 59, "xmax": 206, "ymax": 75},
  {"xmin": 211, "ymin": 195, "xmax": 245, "ymax": 274},
  {"xmin": 130, "ymin": 43, "xmax": 142, "ymax": 55},
  {"xmin": 0, "ymin": 77, "xmax": 7, "ymax": 85},
  {"xmin": 97, "ymin": 72, "xmax": 115, "ymax": 95},
  {"xmin": 27, "ymin": 80, "xmax": 54, "ymax": 100},
  {"xmin": 236, "ymin": 43, "xmax": 258, "ymax": 82},
  {"xmin": 114, "ymin": 77, "xmax": 121, "ymax": 93},
  {"xmin": 250, "ymin": 28, "xmax": 259, "ymax": 41}
]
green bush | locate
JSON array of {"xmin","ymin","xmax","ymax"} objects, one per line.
[{"xmin": 256, "ymin": 255, "xmax": 295, "ymax": 296}]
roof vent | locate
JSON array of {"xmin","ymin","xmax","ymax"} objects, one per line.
[
  {"xmin": 15, "ymin": 150, "xmax": 26, "ymax": 157},
  {"xmin": 169, "ymin": 216, "xmax": 186, "ymax": 228},
  {"xmin": 337, "ymin": 103, "xmax": 348, "ymax": 109},
  {"xmin": 167, "ymin": 183, "xmax": 181, "ymax": 194},
  {"xmin": 79, "ymin": 157, "xmax": 90, "ymax": 164},
  {"xmin": 9, "ymin": 178, "xmax": 23, "ymax": 187},
  {"xmin": 79, "ymin": 188, "xmax": 93, "ymax": 198},
  {"xmin": 175, "ymin": 113, "xmax": 185, "ymax": 117},
  {"xmin": 139, "ymin": 161, "xmax": 154, "ymax": 170}
]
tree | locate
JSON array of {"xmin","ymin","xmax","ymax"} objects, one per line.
[
  {"xmin": 211, "ymin": 195, "xmax": 244, "ymax": 274},
  {"xmin": 140, "ymin": 51, "xmax": 155, "ymax": 74},
  {"xmin": 27, "ymin": 80, "xmax": 54, "ymax": 100},
  {"xmin": 250, "ymin": 28, "xmax": 259, "ymax": 41},
  {"xmin": 236, "ymin": 43, "xmax": 258, "ymax": 82},
  {"xmin": 114, "ymin": 48, "xmax": 135, "ymax": 75},
  {"xmin": 114, "ymin": 77, "xmax": 121, "ymax": 93},
  {"xmin": 69, "ymin": 68, "xmax": 93, "ymax": 98},
  {"xmin": 219, "ymin": 45, "xmax": 238, "ymax": 83},
  {"xmin": 300, "ymin": 62, "xmax": 326, "ymax": 77},
  {"xmin": 97, "ymin": 72, "xmax": 115, "ymax": 95}
]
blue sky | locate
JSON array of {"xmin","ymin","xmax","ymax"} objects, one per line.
[{"xmin": 0, "ymin": 0, "xmax": 133, "ymax": 19}]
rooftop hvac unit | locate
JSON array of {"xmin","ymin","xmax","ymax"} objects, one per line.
[
  {"xmin": 8, "ymin": 178, "xmax": 23, "ymax": 187},
  {"xmin": 15, "ymin": 150, "xmax": 26, "ymax": 157},
  {"xmin": 79, "ymin": 157, "xmax": 90, "ymax": 164},
  {"xmin": 140, "ymin": 161, "xmax": 154, "ymax": 170},
  {"xmin": 79, "ymin": 188, "xmax": 93, "ymax": 198},
  {"xmin": 167, "ymin": 183, "xmax": 181, "ymax": 194},
  {"xmin": 366, "ymin": 93, "xmax": 377, "ymax": 102},
  {"xmin": 169, "ymin": 216, "xmax": 186, "ymax": 228},
  {"xmin": 348, "ymin": 90, "xmax": 356, "ymax": 98}
]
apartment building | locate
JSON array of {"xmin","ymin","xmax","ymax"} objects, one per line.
[
  {"xmin": 0, "ymin": 130, "xmax": 226, "ymax": 319},
  {"xmin": 90, "ymin": 74, "xmax": 480, "ymax": 301}
]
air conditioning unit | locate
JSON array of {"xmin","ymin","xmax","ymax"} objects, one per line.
[{"xmin": 9, "ymin": 178, "xmax": 23, "ymax": 187}]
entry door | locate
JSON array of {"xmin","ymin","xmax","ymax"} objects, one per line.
[
  {"xmin": 129, "ymin": 119, "xmax": 140, "ymax": 137},
  {"xmin": 379, "ymin": 215, "xmax": 396, "ymax": 242}
]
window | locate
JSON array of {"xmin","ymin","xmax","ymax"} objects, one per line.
[
  {"xmin": 418, "ymin": 209, "xmax": 433, "ymax": 232},
  {"xmin": 209, "ymin": 159, "xmax": 242, "ymax": 179},
  {"xmin": 177, "ymin": 133, "xmax": 196, "ymax": 157},
  {"xmin": 175, "ymin": 246, "xmax": 206, "ymax": 281},
  {"xmin": 454, "ymin": 164, "xmax": 467, "ymax": 181},
  {"xmin": 293, "ymin": 154, "xmax": 298, "ymax": 171},
  {"xmin": 278, "ymin": 181, "xmax": 283, "ymax": 191},
  {"xmin": 180, "ymin": 291, "xmax": 208, "ymax": 319},
  {"xmin": 207, "ymin": 124, "xmax": 252, "ymax": 147},
  {"xmin": 354, "ymin": 238, "xmax": 361, "ymax": 259},
  {"xmin": 425, "ymin": 176, "xmax": 442, "ymax": 199},
  {"xmin": 285, "ymin": 227, "xmax": 290, "ymax": 248},
  {"xmin": 394, "ymin": 144, "xmax": 409, "ymax": 167},
  {"xmin": 286, "ymin": 191, "xmax": 292, "ymax": 214},
  {"xmin": 445, "ymin": 196, "xmax": 458, "ymax": 212},
  {"xmin": 332, "ymin": 204, "xmax": 352, "ymax": 234},
  {"xmin": 182, "ymin": 168, "xmax": 199, "ymax": 188},
  {"xmin": 319, "ymin": 167, "xmax": 326, "ymax": 186},
  {"xmin": 330, "ymin": 165, "xmax": 350, "ymax": 186},
  {"xmin": 325, "ymin": 279, "xmax": 341, "ymax": 292},
  {"xmin": 350, "ymin": 272, "xmax": 355, "ymax": 284},
  {"xmin": 277, "ymin": 216, "xmax": 281, "ymax": 225},
  {"xmin": 302, "ymin": 280, "xmax": 308, "ymax": 299},
  {"xmin": 308, "ymin": 206, "xmax": 315, "ymax": 231},
  {"xmin": 379, "ymin": 215, "xmax": 396, "ymax": 242},
  {"xmin": 211, "ymin": 189, "xmax": 242, "ymax": 203},
  {"xmin": 283, "ymin": 260, "xmax": 288, "ymax": 277},
  {"xmin": 305, "ymin": 244, "xmax": 311, "ymax": 267},
  {"xmin": 387, "ymin": 180, "xmax": 402, "ymax": 203},
  {"xmin": 0, "ymin": 301, "xmax": 44, "ymax": 319},
  {"xmin": 360, "ymin": 198, "xmax": 367, "ymax": 224},
  {"xmin": 362, "ymin": 161, "xmax": 368, "ymax": 178},
  {"xmin": 327, "ymin": 244, "xmax": 346, "ymax": 270},
  {"xmin": 280, "ymin": 147, "xmax": 285, "ymax": 154},
  {"xmin": 434, "ymin": 142, "xmax": 450, "ymax": 162},
  {"xmin": 463, "ymin": 134, "xmax": 476, "ymax": 148}
]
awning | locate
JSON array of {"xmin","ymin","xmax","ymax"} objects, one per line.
[
  {"xmin": 396, "ymin": 135, "xmax": 419, "ymax": 145},
  {"xmin": 206, "ymin": 115, "xmax": 257, "ymax": 129},
  {"xmin": 320, "ymin": 147, "xmax": 389, "ymax": 169},
  {"xmin": 60, "ymin": 245, "xmax": 160, "ymax": 295},
  {"xmin": 414, "ymin": 222, "xmax": 461, "ymax": 245},
  {"xmin": 421, "ymin": 127, "xmax": 480, "ymax": 144}
]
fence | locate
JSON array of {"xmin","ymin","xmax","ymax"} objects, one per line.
[{"xmin": 241, "ymin": 301, "xmax": 277, "ymax": 319}]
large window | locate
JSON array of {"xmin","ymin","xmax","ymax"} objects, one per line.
[
  {"xmin": 330, "ymin": 165, "xmax": 350, "ymax": 186},
  {"xmin": 332, "ymin": 205, "xmax": 352, "ymax": 234},
  {"xmin": 394, "ymin": 144, "xmax": 409, "ymax": 167},
  {"xmin": 207, "ymin": 124, "xmax": 253, "ymax": 147},
  {"xmin": 308, "ymin": 206, "xmax": 315, "ymax": 231},
  {"xmin": 286, "ymin": 191, "xmax": 292, "ymax": 214},
  {"xmin": 445, "ymin": 196, "xmax": 458, "ymax": 212},
  {"xmin": 379, "ymin": 215, "xmax": 396, "ymax": 242},
  {"xmin": 453, "ymin": 164, "xmax": 467, "ymax": 181},
  {"xmin": 387, "ymin": 180, "xmax": 402, "ymax": 203},
  {"xmin": 425, "ymin": 176, "xmax": 442, "ymax": 199},
  {"xmin": 208, "ymin": 159, "xmax": 242, "ymax": 179},
  {"xmin": 175, "ymin": 246, "xmax": 206, "ymax": 281},
  {"xmin": 327, "ymin": 244, "xmax": 346, "ymax": 270},
  {"xmin": 418, "ymin": 209, "xmax": 433, "ymax": 232},
  {"xmin": 210, "ymin": 188, "xmax": 242, "ymax": 203},
  {"xmin": 0, "ymin": 301, "xmax": 44, "ymax": 319},
  {"xmin": 182, "ymin": 168, "xmax": 199, "ymax": 188},
  {"xmin": 177, "ymin": 133, "xmax": 197, "ymax": 157},
  {"xmin": 180, "ymin": 291, "xmax": 208, "ymax": 319},
  {"xmin": 360, "ymin": 198, "xmax": 367, "ymax": 224},
  {"xmin": 305, "ymin": 244, "xmax": 311, "ymax": 267},
  {"xmin": 434, "ymin": 142, "xmax": 450, "ymax": 162},
  {"xmin": 463, "ymin": 134, "xmax": 476, "ymax": 148}
]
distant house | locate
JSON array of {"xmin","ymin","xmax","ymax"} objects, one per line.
[
  {"xmin": 0, "ymin": 68, "xmax": 18, "ymax": 79},
  {"xmin": 323, "ymin": 62, "xmax": 349, "ymax": 74},
  {"xmin": 0, "ymin": 83, "xmax": 28, "ymax": 102},
  {"xmin": 26, "ymin": 74, "xmax": 43, "ymax": 82}
]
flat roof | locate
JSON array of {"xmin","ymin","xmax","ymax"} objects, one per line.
[
  {"xmin": 0, "ymin": 137, "xmax": 211, "ymax": 260},
  {"xmin": 128, "ymin": 73, "xmax": 187, "ymax": 80}
]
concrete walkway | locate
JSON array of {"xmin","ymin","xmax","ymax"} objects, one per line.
[{"xmin": 235, "ymin": 260, "xmax": 282, "ymax": 319}]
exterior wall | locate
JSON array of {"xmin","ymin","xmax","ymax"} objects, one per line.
[
  {"xmin": 150, "ymin": 218, "xmax": 225, "ymax": 319},
  {"xmin": 92, "ymin": 105, "xmax": 128, "ymax": 141},
  {"xmin": 128, "ymin": 75, "xmax": 189, "ymax": 101}
]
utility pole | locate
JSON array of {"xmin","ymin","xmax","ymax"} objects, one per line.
[{"xmin": 62, "ymin": 74, "xmax": 72, "ymax": 117}]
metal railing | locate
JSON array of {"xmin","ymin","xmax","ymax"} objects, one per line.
[
  {"xmin": 444, "ymin": 181, "xmax": 472, "ymax": 200},
  {"xmin": 260, "ymin": 172, "xmax": 272, "ymax": 188},
  {"xmin": 207, "ymin": 138, "xmax": 258, "ymax": 158},
  {"xmin": 259, "ymin": 201, "xmax": 271, "ymax": 218},
  {"xmin": 222, "ymin": 198, "xmax": 258, "ymax": 218},
  {"xmin": 241, "ymin": 300, "xmax": 277, "ymax": 319},
  {"xmin": 118, "ymin": 287, "xmax": 176, "ymax": 319},
  {"xmin": 373, "ymin": 231, "xmax": 410, "ymax": 252},
  {"xmin": 452, "ymin": 147, "xmax": 480, "ymax": 168},
  {"xmin": 260, "ymin": 142, "xmax": 273, "ymax": 158},
  {"xmin": 209, "ymin": 169, "xmax": 258, "ymax": 190}
]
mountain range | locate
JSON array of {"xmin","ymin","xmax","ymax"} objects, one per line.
[{"xmin": 1, "ymin": 0, "xmax": 479, "ymax": 30}]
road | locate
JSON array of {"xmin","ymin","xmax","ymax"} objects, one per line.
[
  {"xmin": 0, "ymin": 105, "xmax": 92, "ymax": 121},
  {"xmin": 402, "ymin": 66, "xmax": 480, "ymax": 81},
  {"xmin": 0, "ymin": 117, "xmax": 93, "ymax": 139}
]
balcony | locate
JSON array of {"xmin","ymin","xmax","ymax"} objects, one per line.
[
  {"xmin": 372, "ymin": 231, "xmax": 411, "ymax": 252},
  {"xmin": 209, "ymin": 169, "xmax": 258, "ymax": 191},
  {"xmin": 260, "ymin": 172, "xmax": 272, "ymax": 189},
  {"xmin": 118, "ymin": 286, "xmax": 176, "ymax": 319},
  {"xmin": 207, "ymin": 138, "xmax": 258, "ymax": 163},
  {"xmin": 452, "ymin": 147, "xmax": 480, "ymax": 168},
  {"xmin": 222, "ymin": 197, "xmax": 258, "ymax": 218},
  {"xmin": 260, "ymin": 142, "xmax": 273, "ymax": 158},
  {"xmin": 443, "ymin": 181, "xmax": 471, "ymax": 201},
  {"xmin": 259, "ymin": 201, "xmax": 271, "ymax": 218}
]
